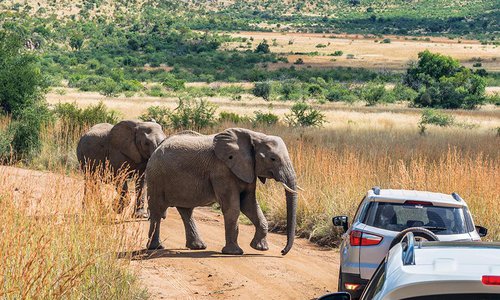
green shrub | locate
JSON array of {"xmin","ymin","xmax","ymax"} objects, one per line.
[
  {"xmin": 98, "ymin": 78, "xmax": 119, "ymax": 97},
  {"xmin": 162, "ymin": 74, "xmax": 185, "ymax": 91},
  {"xmin": 418, "ymin": 108, "xmax": 455, "ymax": 135},
  {"xmin": 325, "ymin": 84, "xmax": 357, "ymax": 103},
  {"xmin": 0, "ymin": 32, "xmax": 47, "ymax": 115},
  {"xmin": 120, "ymin": 80, "xmax": 144, "ymax": 92},
  {"xmin": 53, "ymin": 102, "xmax": 119, "ymax": 134},
  {"xmin": 392, "ymin": 83, "xmax": 418, "ymax": 101},
  {"xmin": 330, "ymin": 50, "xmax": 343, "ymax": 56},
  {"xmin": 253, "ymin": 82, "xmax": 272, "ymax": 100},
  {"xmin": 169, "ymin": 98, "xmax": 218, "ymax": 130},
  {"xmin": 139, "ymin": 106, "xmax": 170, "ymax": 128},
  {"xmin": 294, "ymin": 58, "xmax": 304, "ymax": 65},
  {"xmin": 361, "ymin": 82, "xmax": 387, "ymax": 106},
  {"xmin": 278, "ymin": 80, "xmax": 303, "ymax": 101},
  {"xmin": 146, "ymin": 85, "xmax": 166, "ymax": 97},
  {"xmin": 255, "ymin": 40, "xmax": 270, "ymax": 54},
  {"xmin": 253, "ymin": 111, "xmax": 279, "ymax": 126},
  {"xmin": 219, "ymin": 111, "xmax": 251, "ymax": 124},
  {"xmin": 285, "ymin": 102, "xmax": 326, "ymax": 127},
  {"xmin": 405, "ymin": 51, "xmax": 486, "ymax": 109},
  {"xmin": 307, "ymin": 84, "xmax": 324, "ymax": 97}
]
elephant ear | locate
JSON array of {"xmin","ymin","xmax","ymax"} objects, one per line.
[
  {"xmin": 109, "ymin": 120, "xmax": 143, "ymax": 164},
  {"xmin": 213, "ymin": 128, "xmax": 255, "ymax": 184}
]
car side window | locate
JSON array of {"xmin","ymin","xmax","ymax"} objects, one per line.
[
  {"xmin": 463, "ymin": 207, "xmax": 474, "ymax": 232},
  {"xmin": 353, "ymin": 197, "xmax": 368, "ymax": 223}
]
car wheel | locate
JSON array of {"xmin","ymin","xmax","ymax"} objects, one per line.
[{"xmin": 390, "ymin": 227, "xmax": 439, "ymax": 249}]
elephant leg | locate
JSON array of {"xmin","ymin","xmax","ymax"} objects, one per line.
[
  {"xmin": 147, "ymin": 213, "xmax": 165, "ymax": 250},
  {"xmin": 176, "ymin": 207, "xmax": 206, "ymax": 250},
  {"xmin": 219, "ymin": 196, "xmax": 243, "ymax": 255},
  {"xmin": 240, "ymin": 191, "xmax": 269, "ymax": 251},
  {"xmin": 133, "ymin": 174, "xmax": 148, "ymax": 219}
]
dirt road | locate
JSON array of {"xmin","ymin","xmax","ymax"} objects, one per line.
[
  {"xmin": 130, "ymin": 207, "xmax": 339, "ymax": 300},
  {"xmin": 1, "ymin": 166, "xmax": 340, "ymax": 299}
]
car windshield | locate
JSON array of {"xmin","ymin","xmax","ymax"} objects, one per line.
[{"xmin": 364, "ymin": 202, "xmax": 468, "ymax": 234}]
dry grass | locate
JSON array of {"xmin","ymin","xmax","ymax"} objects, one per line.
[
  {"xmin": 0, "ymin": 163, "xmax": 147, "ymax": 299},
  {"xmin": 256, "ymin": 126, "xmax": 500, "ymax": 244},
  {"xmin": 224, "ymin": 31, "xmax": 500, "ymax": 71}
]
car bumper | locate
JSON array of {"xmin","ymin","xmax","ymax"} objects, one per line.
[{"xmin": 340, "ymin": 272, "xmax": 369, "ymax": 299}]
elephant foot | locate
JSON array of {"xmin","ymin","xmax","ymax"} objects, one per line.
[
  {"xmin": 133, "ymin": 208, "xmax": 149, "ymax": 219},
  {"xmin": 250, "ymin": 237, "xmax": 269, "ymax": 251},
  {"xmin": 186, "ymin": 239, "xmax": 207, "ymax": 250},
  {"xmin": 147, "ymin": 241, "xmax": 164, "ymax": 251},
  {"xmin": 222, "ymin": 244, "xmax": 244, "ymax": 255}
]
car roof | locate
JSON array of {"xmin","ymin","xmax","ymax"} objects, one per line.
[
  {"xmin": 380, "ymin": 242, "xmax": 500, "ymax": 298},
  {"xmin": 366, "ymin": 188, "xmax": 466, "ymax": 207}
]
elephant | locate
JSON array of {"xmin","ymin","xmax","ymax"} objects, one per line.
[
  {"xmin": 146, "ymin": 128, "xmax": 299, "ymax": 255},
  {"xmin": 77, "ymin": 120, "xmax": 166, "ymax": 218}
]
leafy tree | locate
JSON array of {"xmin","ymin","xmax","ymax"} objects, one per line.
[
  {"xmin": 0, "ymin": 32, "xmax": 47, "ymax": 115},
  {"xmin": 253, "ymin": 82, "xmax": 272, "ymax": 100},
  {"xmin": 69, "ymin": 33, "xmax": 84, "ymax": 51},
  {"xmin": 405, "ymin": 51, "xmax": 486, "ymax": 109},
  {"xmin": 255, "ymin": 40, "xmax": 270, "ymax": 54}
]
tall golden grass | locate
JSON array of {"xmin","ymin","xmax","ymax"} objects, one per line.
[
  {"xmin": 0, "ymin": 166, "xmax": 146, "ymax": 299},
  {"xmin": 258, "ymin": 126, "xmax": 500, "ymax": 244}
]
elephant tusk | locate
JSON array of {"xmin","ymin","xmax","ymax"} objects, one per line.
[
  {"xmin": 297, "ymin": 185, "xmax": 305, "ymax": 192},
  {"xmin": 281, "ymin": 182, "xmax": 298, "ymax": 194}
]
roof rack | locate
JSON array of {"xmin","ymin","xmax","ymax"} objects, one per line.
[
  {"xmin": 372, "ymin": 186, "xmax": 381, "ymax": 195},
  {"xmin": 401, "ymin": 232, "xmax": 416, "ymax": 266},
  {"xmin": 451, "ymin": 192, "xmax": 463, "ymax": 202}
]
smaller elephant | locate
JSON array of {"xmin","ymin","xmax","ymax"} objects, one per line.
[{"xmin": 77, "ymin": 120, "xmax": 166, "ymax": 217}]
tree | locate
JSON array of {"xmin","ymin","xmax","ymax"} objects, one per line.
[
  {"xmin": 404, "ymin": 50, "xmax": 486, "ymax": 109},
  {"xmin": 69, "ymin": 33, "xmax": 84, "ymax": 51},
  {"xmin": 255, "ymin": 40, "xmax": 270, "ymax": 54},
  {"xmin": 0, "ymin": 31, "xmax": 47, "ymax": 115},
  {"xmin": 253, "ymin": 82, "xmax": 272, "ymax": 100},
  {"xmin": 285, "ymin": 102, "xmax": 326, "ymax": 127}
]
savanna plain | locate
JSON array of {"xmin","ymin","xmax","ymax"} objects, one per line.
[{"xmin": 1, "ymin": 0, "xmax": 499, "ymax": 299}]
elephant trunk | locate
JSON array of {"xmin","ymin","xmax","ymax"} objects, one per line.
[{"xmin": 280, "ymin": 163, "xmax": 297, "ymax": 256}]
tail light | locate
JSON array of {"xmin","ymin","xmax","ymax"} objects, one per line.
[
  {"xmin": 350, "ymin": 230, "xmax": 383, "ymax": 246},
  {"xmin": 404, "ymin": 200, "xmax": 432, "ymax": 206},
  {"xmin": 482, "ymin": 275, "xmax": 500, "ymax": 285}
]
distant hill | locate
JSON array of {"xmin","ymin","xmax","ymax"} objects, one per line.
[{"xmin": 1, "ymin": 0, "xmax": 498, "ymax": 38}]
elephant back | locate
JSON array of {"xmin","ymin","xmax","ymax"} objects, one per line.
[{"xmin": 77, "ymin": 123, "xmax": 113, "ymax": 172}]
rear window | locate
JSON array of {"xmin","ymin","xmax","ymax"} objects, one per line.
[{"xmin": 364, "ymin": 202, "xmax": 468, "ymax": 234}]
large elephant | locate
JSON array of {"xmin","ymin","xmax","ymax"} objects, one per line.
[
  {"xmin": 146, "ymin": 128, "xmax": 298, "ymax": 255},
  {"xmin": 77, "ymin": 120, "xmax": 166, "ymax": 218}
]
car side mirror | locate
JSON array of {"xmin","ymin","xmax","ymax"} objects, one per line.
[
  {"xmin": 333, "ymin": 216, "xmax": 349, "ymax": 233},
  {"xmin": 318, "ymin": 292, "xmax": 351, "ymax": 300},
  {"xmin": 475, "ymin": 225, "xmax": 488, "ymax": 237}
]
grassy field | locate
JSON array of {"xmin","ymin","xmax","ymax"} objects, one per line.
[
  {"xmin": 225, "ymin": 31, "xmax": 500, "ymax": 71},
  {"xmin": 0, "ymin": 166, "xmax": 147, "ymax": 299}
]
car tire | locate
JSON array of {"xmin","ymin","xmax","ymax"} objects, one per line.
[{"xmin": 389, "ymin": 227, "xmax": 439, "ymax": 249}]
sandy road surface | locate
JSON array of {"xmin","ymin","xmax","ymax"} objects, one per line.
[{"xmin": 1, "ymin": 166, "xmax": 340, "ymax": 299}]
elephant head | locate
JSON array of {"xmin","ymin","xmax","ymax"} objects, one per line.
[
  {"xmin": 109, "ymin": 120, "xmax": 166, "ymax": 165},
  {"xmin": 214, "ymin": 128, "xmax": 298, "ymax": 255}
]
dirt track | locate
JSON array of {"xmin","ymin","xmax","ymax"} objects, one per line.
[{"xmin": 1, "ymin": 166, "xmax": 340, "ymax": 299}]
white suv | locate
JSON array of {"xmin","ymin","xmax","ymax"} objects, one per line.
[
  {"xmin": 320, "ymin": 233, "xmax": 500, "ymax": 300},
  {"xmin": 333, "ymin": 187, "xmax": 488, "ymax": 299}
]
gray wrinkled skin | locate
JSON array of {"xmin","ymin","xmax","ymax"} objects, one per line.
[
  {"xmin": 77, "ymin": 120, "xmax": 166, "ymax": 217},
  {"xmin": 146, "ymin": 128, "xmax": 297, "ymax": 255}
]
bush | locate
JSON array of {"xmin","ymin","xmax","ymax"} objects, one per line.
[
  {"xmin": 392, "ymin": 83, "xmax": 418, "ymax": 101},
  {"xmin": 253, "ymin": 111, "xmax": 279, "ymax": 126},
  {"xmin": 418, "ymin": 108, "xmax": 455, "ymax": 135},
  {"xmin": 360, "ymin": 82, "xmax": 387, "ymax": 106},
  {"xmin": 405, "ymin": 51, "xmax": 486, "ymax": 109},
  {"xmin": 253, "ymin": 82, "xmax": 272, "ymax": 100},
  {"xmin": 139, "ymin": 106, "xmax": 170, "ymax": 128},
  {"xmin": 162, "ymin": 74, "xmax": 185, "ymax": 91},
  {"xmin": 219, "ymin": 111, "xmax": 251, "ymax": 124},
  {"xmin": 330, "ymin": 50, "xmax": 343, "ymax": 56},
  {"xmin": 53, "ymin": 102, "xmax": 119, "ymax": 134},
  {"xmin": 98, "ymin": 78, "xmax": 119, "ymax": 97},
  {"xmin": 146, "ymin": 85, "xmax": 166, "ymax": 97},
  {"xmin": 0, "ymin": 32, "xmax": 47, "ymax": 115},
  {"xmin": 8, "ymin": 103, "xmax": 53, "ymax": 159},
  {"xmin": 325, "ymin": 84, "xmax": 356, "ymax": 102},
  {"xmin": 294, "ymin": 58, "xmax": 304, "ymax": 65},
  {"xmin": 285, "ymin": 102, "xmax": 326, "ymax": 127},
  {"xmin": 169, "ymin": 98, "xmax": 218, "ymax": 130},
  {"xmin": 255, "ymin": 40, "xmax": 270, "ymax": 54}
]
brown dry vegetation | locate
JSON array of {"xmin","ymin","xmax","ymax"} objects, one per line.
[
  {"xmin": 0, "ymin": 165, "xmax": 147, "ymax": 299},
  {"xmin": 224, "ymin": 31, "xmax": 500, "ymax": 71}
]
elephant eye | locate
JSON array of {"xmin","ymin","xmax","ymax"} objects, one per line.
[
  {"xmin": 229, "ymin": 155, "xmax": 233, "ymax": 159},
  {"xmin": 270, "ymin": 157, "xmax": 276, "ymax": 161}
]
